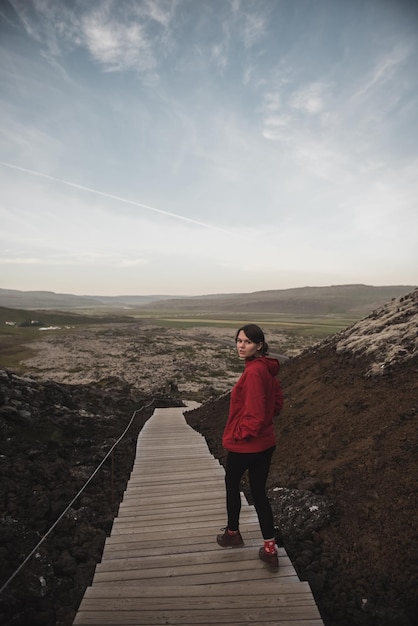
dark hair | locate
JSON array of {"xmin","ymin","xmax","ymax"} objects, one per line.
[{"xmin": 235, "ymin": 323, "xmax": 269, "ymax": 355}]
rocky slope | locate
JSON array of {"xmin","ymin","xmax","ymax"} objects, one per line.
[{"xmin": 186, "ymin": 289, "xmax": 418, "ymax": 626}]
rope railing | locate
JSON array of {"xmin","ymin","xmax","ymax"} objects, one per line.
[{"xmin": 0, "ymin": 398, "xmax": 155, "ymax": 595}]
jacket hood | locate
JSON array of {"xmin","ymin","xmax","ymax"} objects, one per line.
[{"xmin": 246, "ymin": 355, "xmax": 280, "ymax": 377}]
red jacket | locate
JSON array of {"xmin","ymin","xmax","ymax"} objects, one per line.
[{"xmin": 222, "ymin": 356, "xmax": 284, "ymax": 453}]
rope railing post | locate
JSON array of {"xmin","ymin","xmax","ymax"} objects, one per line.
[
  {"xmin": 0, "ymin": 398, "xmax": 155, "ymax": 596},
  {"xmin": 111, "ymin": 449, "xmax": 115, "ymax": 506}
]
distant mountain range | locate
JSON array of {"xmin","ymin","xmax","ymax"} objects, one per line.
[
  {"xmin": 0, "ymin": 289, "xmax": 181, "ymax": 310},
  {"xmin": 0, "ymin": 285, "xmax": 416, "ymax": 317},
  {"xmin": 136, "ymin": 284, "xmax": 417, "ymax": 316}
]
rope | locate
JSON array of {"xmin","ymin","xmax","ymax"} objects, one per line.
[{"xmin": 0, "ymin": 398, "xmax": 155, "ymax": 595}]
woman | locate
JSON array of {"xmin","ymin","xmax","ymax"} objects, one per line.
[{"xmin": 216, "ymin": 323, "xmax": 284, "ymax": 571}]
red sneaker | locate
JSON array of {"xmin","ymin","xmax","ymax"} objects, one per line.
[
  {"xmin": 216, "ymin": 528, "xmax": 244, "ymax": 548},
  {"xmin": 259, "ymin": 546, "xmax": 279, "ymax": 571}
]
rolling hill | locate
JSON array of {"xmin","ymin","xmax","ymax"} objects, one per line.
[{"xmin": 0, "ymin": 284, "xmax": 415, "ymax": 317}]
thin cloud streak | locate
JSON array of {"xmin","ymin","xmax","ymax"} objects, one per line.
[{"xmin": 0, "ymin": 161, "xmax": 230, "ymax": 234}]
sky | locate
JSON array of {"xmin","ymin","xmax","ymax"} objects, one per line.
[{"xmin": 0, "ymin": 0, "xmax": 417, "ymax": 297}]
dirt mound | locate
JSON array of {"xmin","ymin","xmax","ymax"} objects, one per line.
[{"xmin": 185, "ymin": 290, "xmax": 418, "ymax": 626}]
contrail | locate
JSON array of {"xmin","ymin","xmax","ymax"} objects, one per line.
[{"xmin": 0, "ymin": 161, "xmax": 229, "ymax": 233}]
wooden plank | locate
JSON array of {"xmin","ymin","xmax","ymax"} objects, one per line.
[
  {"xmin": 117, "ymin": 494, "xmax": 247, "ymax": 512},
  {"xmin": 82, "ymin": 581, "xmax": 315, "ymax": 598},
  {"xmin": 73, "ymin": 407, "xmax": 324, "ymax": 626},
  {"xmin": 120, "ymin": 491, "xmax": 226, "ymax": 503},
  {"xmin": 130, "ymin": 465, "xmax": 224, "ymax": 475},
  {"xmin": 107, "ymin": 520, "xmax": 262, "ymax": 540},
  {"xmin": 115, "ymin": 507, "xmax": 227, "ymax": 520},
  {"xmin": 110, "ymin": 517, "xmax": 256, "ymax": 533},
  {"xmin": 101, "ymin": 543, "xmax": 287, "ymax": 561},
  {"xmin": 104, "ymin": 526, "xmax": 262, "ymax": 544},
  {"xmin": 77, "ymin": 595, "xmax": 318, "ymax": 609},
  {"xmin": 116, "ymin": 501, "xmax": 228, "ymax": 517},
  {"xmin": 92, "ymin": 565, "xmax": 299, "ymax": 585},
  {"xmin": 95, "ymin": 549, "xmax": 292, "ymax": 573},
  {"xmin": 74, "ymin": 607, "xmax": 323, "ymax": 625},
  {"xmin": 118, "ymin": 492, "xmax": 248, "ymax": 511},
  {"xmin": 119, "ymin": 491, "xmax": 227, "ymax": 505},
  {"xmin": 74, "ymin": 608, "xmax": 322, "ymax": 625},
  {"xmin": 112, "ymin": 505, "xmax": 254, "ymax": 522},
  {"xmin": 101, "ymin": 528, "xmax": 264, "ymax": 554},
  {"xmin": 125, "ymin": 475, "xmax": 225, "ymax": 488},
  {"xmin": 116, "ymin": 501, "xmax": 228, "ymax": 515}
]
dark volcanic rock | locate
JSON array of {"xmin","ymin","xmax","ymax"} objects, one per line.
[
  {"xmin": 0, "ymin": 370, "xmax": 180, "ymax": 626},
  {"xmin": 269, "ymin": 487, "xmax": 332, "ymax": 540}
]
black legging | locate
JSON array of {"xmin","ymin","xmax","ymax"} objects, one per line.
[{"xmin": 225, "ymin": 446, "xmax": 276, "ymax": 539}]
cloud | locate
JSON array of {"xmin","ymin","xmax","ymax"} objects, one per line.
[
  {"xmin": 8, "ymin": 0, "xmax": 81, "ymax": 56},
  {"xmin": 260, "ymin": 80, "xmax": 331, "ymax": 145},
  {"xmin": 9, "ymin": 0, "xmax": 175, "ymax": 76},
  {"xmin": 344, "ymin": 160, "xmax": 418, "ymax": 241},
  {"xmin": 81, "ymin": 4, "xmax": 162, "ymax": 74},
  {"xmin": 82, "ymin": 17, "xmax": 153, "ymax": 72},
  {"xmin": 351, "ymin": 42, "xmax": 413, "ymax": 104},
  {"xmin": 0, "ymin": 252, "xmax": 148, "ymax": 268},
  {"xmin": 210, "ymin": 43, "xmax": 228, "ymax": 71},
  {"xmin": 290, "ymin": 82, "xmax": 329, "ymax": 115},
  {"xmin": 0, "ymin": 257, "xmax": 43, "ymax": 265},
  {"xmin": 226, "ymin": 0, "xmax": 268, "ymax": 50},
  {"xmin": 263, "ymin": 91, "xmax": 281, "ymax": 112},
  {"xmin": 240, "ymin": 10, "xmax": 266, "ymax": 49},
  {"xmin": 261, "ymin": 113, "xmax": 295, "ymax": 142},
  {"xmin": 292, "ymin": 139, "xmax": 353, "ymax": 184}
]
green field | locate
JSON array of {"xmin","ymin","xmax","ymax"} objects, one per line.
[{"xmin": 128, "ymin": 312, "xmax": 358, "ymax": 337}]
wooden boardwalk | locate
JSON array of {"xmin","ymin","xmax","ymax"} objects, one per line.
[{"xmin": 73, "ymin": 404, "xmax": 324, "ymax": 625}]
